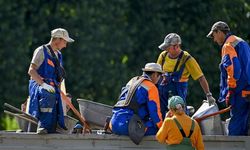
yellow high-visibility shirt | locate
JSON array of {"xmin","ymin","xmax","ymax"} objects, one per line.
[
  {"xmin": 156, "ymin": 114, "xmax": 205, "ymax": 150},
  {"xmin": 157, "ymin": 51, "xmax": 203, "ymax": 82}
]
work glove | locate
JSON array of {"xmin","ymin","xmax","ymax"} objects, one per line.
[
  {"xmin": 226, "ymin": 88, "xmax": 235, "ymax": 107},
  {"xmin": 41, "ymin": 83, "xmax": 55, "ymax": 93},
  {"xmin": 206, "ymin": 92, "xmax": 216, "ymax": 106}
]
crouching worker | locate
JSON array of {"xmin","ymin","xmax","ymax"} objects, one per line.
[
  {"xmin": 27, "ymin": 28, "xmax": 74, "ymax": 134},
  {"xmin": 156, "ymin": 96, "xmax": 204, "ymax": 150},
  {"xmin": 110, "ymin": 63, "xmax": 163, "ymax": 144}
]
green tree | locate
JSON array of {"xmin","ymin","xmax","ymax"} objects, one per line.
[{"xmin": 0, "ymin": 0, "xmax": 249, "ymax": 129}]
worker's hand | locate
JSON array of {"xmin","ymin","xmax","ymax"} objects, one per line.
[
  {"xmin": 206, "ymin": 93, "xmax": 216, "ymax": 106},
  {"xmin": 41, "ymin": 83, "xmax": 55, "ymax": 93},
  {"xmin": 226, "ymin": 89, "xmax": 235, "ymax": 107},
  {"xmin": 165, "ymin": 110, "xmax": 173, "ymax": 118},
  {"xmin": 207, "ymin": 96, "xmax": 216, "ymax": 106},
  {"xmin": 160, "ymin": 75, "xmax": 168, "ymax": 85}
]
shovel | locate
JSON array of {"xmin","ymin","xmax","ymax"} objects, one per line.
[{"xmin": 60, "ymin": 91, "xmax": 92, "ymax": 133}]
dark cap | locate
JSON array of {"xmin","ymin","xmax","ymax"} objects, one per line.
[{"xmin": 207, "ymin": 21, "xmax": 230, "ymax": 38}]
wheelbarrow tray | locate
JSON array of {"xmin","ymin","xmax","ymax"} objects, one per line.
[{"xmin": 77, "ymin": 99, "xmax": 112, "ymax": 129}]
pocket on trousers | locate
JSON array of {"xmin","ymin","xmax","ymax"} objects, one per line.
[{"xmin": 39, "ymin": 90, "xmax": 56, "ymax": 112}]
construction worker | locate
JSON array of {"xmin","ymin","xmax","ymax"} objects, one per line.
[
  {"xmin": 27, "ymin": 28, "xmax": 74, "ymax": 134},
  {"xmin": 156, "ymin": 96, "xmax": 204, "ymax": 150},
  {"xmin": 110, "ymin": 63, "xmax": 163, "ymax": 144},
  {"xmin": 207, "ymin": 21, "xmax": 250, "ymax": 135},
  {"xmin": 157, "ymin": 33, "xmax": 216, "ymax": 118}
]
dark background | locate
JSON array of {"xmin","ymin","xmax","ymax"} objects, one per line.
[{"xmin": 0, "ymin": 0, "xmax": 249, "ymax": 129}]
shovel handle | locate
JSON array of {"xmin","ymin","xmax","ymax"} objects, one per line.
[
  {"xmin": 194, "ymin": 106, "xmax": 231, "ymax": 123},
  {"xmin": 60, "ymin": 91, "xmax": 92, "ymax": 133}
]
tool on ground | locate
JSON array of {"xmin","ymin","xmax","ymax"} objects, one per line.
[{"xmin": 60, "ymin": 91, "xmax": 92, "ymax": 133}]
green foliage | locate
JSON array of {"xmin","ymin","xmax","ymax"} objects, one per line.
[
  {"xmin": 0, "ymin": 0, "xmax": 249, "ymax": 129},
  {"xmin": 0, "ymin": 115, "xmax": 19, "ymax": 131}
]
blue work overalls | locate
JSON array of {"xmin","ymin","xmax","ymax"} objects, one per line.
[
  {"xmin": 111, "ymin": 75, "xmax": 162, "ymax": 136},
  {"xmin": 219, "ymin": 34, "xmax": 250, "ymax": 135},
  {"xmin": 158, "ymin": 51, "xmax": 190, "ymax": 118},
  {"xmin": 28, "ymin": 45, "xmax": 66, "ymax": 133}
]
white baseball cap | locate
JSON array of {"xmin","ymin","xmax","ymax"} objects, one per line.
[
  {"xmin": 142, "ymin": 63, "xmax": 164, "ymax": 73},
  {"xmin": 51, "ymin": 28, "xmax": 74, "ymax": 42}
]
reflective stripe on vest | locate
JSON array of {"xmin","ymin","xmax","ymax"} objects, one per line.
[{"xmin": 40, "ymin": 108, "xmax": 53, "ymax": 113}]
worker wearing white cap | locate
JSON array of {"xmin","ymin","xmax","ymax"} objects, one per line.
[
  {"xmin": 27, "ymin": 28, "xmax": 74, "ymax": 134},
  {"xmin": 110, "ymin": 62, "xmax": 163, "ymax": 144}
]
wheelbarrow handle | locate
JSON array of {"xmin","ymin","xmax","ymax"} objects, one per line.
[
  {"xmin": 194, "ymin": 106, "xmax": 231, "ymax": 123},
  {"xmin": 4, "ymin": 110, "xmax": 38, "ymax": 125},
  {"xmin": 4, "ymin": 103, "xmax": 38, "ymax": 122}
]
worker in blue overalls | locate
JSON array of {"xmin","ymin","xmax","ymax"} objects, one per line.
[
  {"xmin": 110, "ymin": 63, "xmax": 163, "ymax": 144},
  {"xmin": 157, "ymin": 33, "xmax": 216, "ymax": 118},
  {"xmin": 27, "ymin": 28, "xmax": 74, "ymax": 134},
  {"xmin": 207, "ymin": 21, "xmax": 250, "ymax": 135}
]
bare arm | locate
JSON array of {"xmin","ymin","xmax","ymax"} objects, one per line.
[
  {"xmin": 199, "ymin": 75, "xmax": 216, "ymax": 105},
  {"xmin": 28, "ymin": 64, "xmax": 44, "ymax": 85},
  {"xmin": 198, "ymin": 75, "xmax": 211, "ymax": 95}
]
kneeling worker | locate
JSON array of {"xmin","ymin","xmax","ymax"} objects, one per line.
[{"xmin": 110, "ymin": 63, "xmax": 163, "ymax": 144}]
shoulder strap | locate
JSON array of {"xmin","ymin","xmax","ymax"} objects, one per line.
[
  {"xmin": 115, "ymin": 76, "xmax": 148, "ymax": 109},
  {"xmin": 188, "ymin": 119, "xmax": 195, "ymax": 138},
  {"xmin": 47, "ymin": 45, "xmax": 61, "ymax": 67},
  {"xmin": 161, "ymin": 51, "xmax": 168, "ymax": 67},
  {"xmin": 173, "ymin": 118, "xmax": 195, "ymax": 138},
  {"xmin": 173, "ymin": 118, "xmax": 186, "ymax": 137},
  {"xmin": 173, "ymin": 51, "xmax": 184, "ymax": 72},
  {"xmin": 125, "ymin": 76, "xmax": 146, "ymax": 106},
  {"xmin": 178, "ymin": 53, "xmax": 191, "ymax": 71},
  {"xmin": 182, "ymin": 52, "xmax": 191, "ymax": 65},
  {"xmin": 45, "ymin": 45, "xmax": 66, "ymax": 82},
  {"xmin": 174, "ymin": 52, "xmax": 191, "ymax": 79},
  {"xmin": 161, "ymin": 51, "xmax": 185, "ymax": 72}
]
